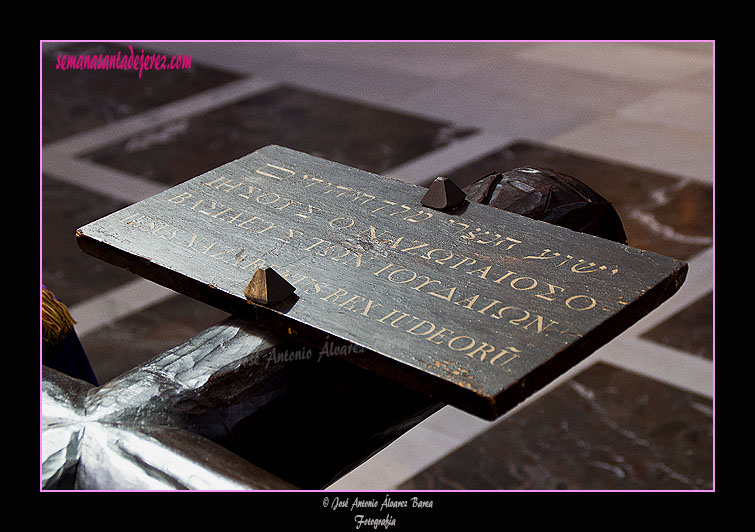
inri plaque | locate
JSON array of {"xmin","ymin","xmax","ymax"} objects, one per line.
[{"xmin": 76, "ymin": 145, "xmax": 687, "ymax": 419}]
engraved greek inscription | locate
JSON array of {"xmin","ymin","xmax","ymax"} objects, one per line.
[
  {"xmin": 387, "ymin": 268, "xmax": 417, "ymax": 284},
  {"xmin": 522, "ymin": 315, "xmax": 559, "ymax": 334},
  {"xmin": 236, "ymin": 216, "xmax": 262, "ymax": 229},
  {"xmin": 509, "ymin": 276, "xmax": 538, "ymax": 291},
  {"xmin": 426, "ymin": 249, "xmax": 455, "ymax": 264},
  {"xmin": 428, "ymin": 286, "xmax": 456, "ymax": 301},
  {"xmin": 466, "ymin": 266, "xmax": 492, "ymax": 279},
  {"xmin": 454, "ymin": 294, "xmax": 480, "ymax": 310},
  {"xmin": 399, "ymin": 241, "xmax": 430, "ymax": 256},
  {"xmin": 534, "ymin": 283, "xmax": 565, "ymax": 302},
  {"xmin": 565, "ymin": 295, "xmax": 597, "ymax": 311},
  {"xmin": 411, "ymin": 276, "xmax": 443, "ymax": 291},
  {"xmin": 304, "ymin": 238, "xmax": 373, "ymax": 268},
  {"xmin": 356, "ymin": 226, "xmax": 404, "ymax": 248},
  {"xmin": 203, "ymin": 176, "xmax": 246, "ymax": 193},
  {"xmin": 450, "ymin": 257, "xmax": 477, "ymax": 270},
  {"xmin": 119, "ymin": 213, "xmax": 181, "ymax": 239},
  {"xmin": 167, "ymin": 191, "xmax": 192, "ymax": 204},
  {"xmin": 448, "ymin": 335, "xmax": 476, "ymax": 352}
]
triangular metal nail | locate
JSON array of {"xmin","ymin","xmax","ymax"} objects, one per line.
[
  {"xmin": 421, "ymin": 177, "xmax": 466, "ymax": 210},
  {"xmin": 244, "ymin": 267, "xmax": 296, "ymax": 305}
]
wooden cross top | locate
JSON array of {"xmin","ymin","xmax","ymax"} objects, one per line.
[{"xmin": 76, "ymin": 145, "xmax": 687, "ymax": 420}]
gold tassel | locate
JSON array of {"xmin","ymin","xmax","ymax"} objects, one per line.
[{"xmin": 42, "ymin": 287, "xmax": 77, "ymax": 346}]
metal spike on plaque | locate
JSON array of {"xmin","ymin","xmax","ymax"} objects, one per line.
[
  {"xmin": 75, "ymin": 145, "xmax": 688, "ymax": 420},
  {"xmin": 244, "ymin": 267, "xmax": 296, "ymax": 305},
  {"xmin": 421, "ymin": 176, "xmax": 467, "ymax": 210}
]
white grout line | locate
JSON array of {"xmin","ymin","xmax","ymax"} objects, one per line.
[
  {"xmin": 69, "ymin": 278, "xmax": 176, "ymax": 337},
  {"xmin": 44, "ymin": 76, "xmax": 280, "ymax": 157},
  {"xmin": 595, "ymin": 336, "xmax": 712, "ymax": 398},
  {"xmin": 329, "ymin": 248, "xmax": 715, "ymax": 491},
  {"xmin": 383, "ymin": 131, "xmax": 518, "ymax": 186},
  {"xmin": 330, "ymin": 327, "xmax": 714, "ymax": 490},
  {"xmin": 43, "ymin": 151, "xmax": 167, "ymax": 204},
  {"xmin": 41, "ymin": 45, "xmax": 714, "ymax": 492},
  {"xmin": 622, "ymin": 247, "xmax": 713, "ymax": 337}
]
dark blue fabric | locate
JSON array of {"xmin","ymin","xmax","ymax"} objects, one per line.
[{"xmin": 43, "ymin": 330, "xmax": 98, "ymax": 386}]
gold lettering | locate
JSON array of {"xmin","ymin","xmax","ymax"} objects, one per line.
[
  {"xmin": 448, "ymin": 335, "xmax": 476, "ymax": 351},
  {"xmin": 359, "ymin": 299, "xmax": 381, "ymax": 317},
  {"xmin": 466, "ymin": 266, "xmax": 492, "ymax": 279},
  {"xmin": 466, "ymin": 342, "xmax": 496, "ymax": 361},
  {"xmin": 493, "ymin": 270, "xmax": 516, "ymax": 284},
  {"xmin": 167, "ymin": 192, "xmax": 192, "ymax": 204},
  {"xmin": 411, "ymin": 276, "xmax": 443, "ymax": 291},
  {"xmin": 237, "ymin": 216, "xmax": 263, "ymax": 229},
  {"xmin": 329, "ymin": 217, "xmax": 355, "ymax": 229},
  {"xmin": 256, "ymin": 163, "xmax": 295, "ymax": 180},
  {"xmin": 489, "ymin": 347, "xmax": 521, "ymax": 369},
  {"xmin": 425, "ymin": 327, "xmax": 454, "ymax": 345},
  {"xmin": 204, "ymin": 176, "xmax": 245, "ymax": 192},
  {"xmin": 400, "ymin": 241, "xmax": 430, "ymax": 255},
  {"xmin": 522, "ymin": 315, "xmax": 559, "ymax": 334},
  {"xmin": 406, "ymin": 320, "xmax": 436, "ymax": 336},
  {"xmin": 450, "ymin": 257, "xmax": 476, "ymax": 270},
  {"xmin": 565, "ymin": 295, "xmax": 597, "ymax": 311},
  {"xmin": 510, "ymin": 276, "xmax": 538, "ymax": 291},
  {"xmin": 428, "ymin": 286, "xmax": 456, "ymax": 301},
  {"xmin": 338, "ymin": 294, "xmax": 366, "ymax": 311},
  {"xmin": 534, "ymin": 283, "xmax": 565, "ymax": 301},
  {"xmin": 305, "ymin": 238, "xmax": 331, "ymax": 252},
  {"xmin": 387, "ymin": 268, "xmax": 417, "ymax": 284},
  {"xmin": 477, "ymin": 299, "xmax": 502, "ymax": 315},
  {"xmin": 454, "ymin": 294, "xmax": 480, "ymax": 310},
  {"xmin": 373, "ymin": 263, "xmax": 395, "ymax": 276},
  {"xmin": 321, "ymin": 287, "xmax": 348, "ymax": 303}
]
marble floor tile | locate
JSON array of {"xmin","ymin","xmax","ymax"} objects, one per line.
[
  {"xmin": 398, "ymin": 362, "xmax": 713, "ymax": 490},
  {"xmin": 40, "ymin": 41, "xmax": 715, "ymax": 493},
  {"xmin": 79, "ymin": 294, "xmax": 229, "ymax": 385},
  {"xmin": 641, "ymin": 292, "xmax": 714, "ymax": 360},
  {"xmin": 617, "ymin": 89, "xmax": 713, "ymax": 135},
  {"xmin": 82, "ymin": 85, "xmax": 477, "ymax": 186},
  {"xmin": 513, "ymin": 42, "xmax": 712, "ymax": 85},
  {"xmin": 458, "ymin": 55, "xmax": 653, "ymax": 114},
  {"xmin": 41, "ymin": 176, "xmax": 133, "ymax": 305},
  {"xmin": 42, "ymin": 42, "xmax": 242, "ymax": 144},
  {"xmin": 447, "ymin": 140, "xmax": 713, "ymax": 261},
  {"xmin": 549, "ymin": 115, "xmax": 713, "ymax": 184}
]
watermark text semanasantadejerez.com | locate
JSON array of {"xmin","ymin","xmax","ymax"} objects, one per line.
[{"xmin": 54, "ymin": 45, "xmax": 191, "ymax": 79}]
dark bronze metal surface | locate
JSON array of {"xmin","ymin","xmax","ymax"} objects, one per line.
[{"xmin": 75, "ymin": 145, "xmax": 687, "ymax": 420}]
